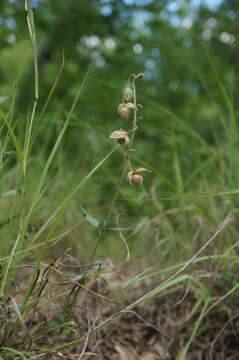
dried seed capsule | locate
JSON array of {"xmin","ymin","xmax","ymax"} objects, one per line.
[
  {"xmin": 117, "ymin": 102, "xmax": 135, "ymax": 121},
  {"xmin": 128, "ymin": 172, "xmax": 143, "ymax": 185},
  {"xmin": 109, "ymin": 129, "xmax": 130, "ymax": 145},
  {"xmin": 127, "ymin": 167, "xmax": 150, "ymax": 186},
  {"xmin": 117, "ymin": 103, "xmax": 130, "ymax": 121}
]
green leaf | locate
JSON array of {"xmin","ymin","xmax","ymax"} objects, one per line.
[
  {"xmin": 107, "ymin": 226, "xmax": 134, "ymax": 232},
  {"xmin": 80, "ymin": 206, "xmax": 133, "ymax": 232},
  {"xmin": 0, "ymin": 189, "xmax": 17, "ymax": 198},
  {"xmin": 79, "ymin": 205, "xmax": 100, "ymax": 229}
]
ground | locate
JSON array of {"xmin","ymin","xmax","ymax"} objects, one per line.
[{"xmin": 5, "ymin": 256, "xmax": 239, "ymax": 360}]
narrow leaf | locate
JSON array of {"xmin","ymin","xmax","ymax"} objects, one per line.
[
  {"xmin": 107, "ymin": 226, "xmax": 134, "ymax": 231},
  {"xmin": 0, "ymin": 189, "xmax": 17, "ymax": 198},
  {"xmin": 79, "ymin": 205, "xmax": 100, "ymax": 229}
]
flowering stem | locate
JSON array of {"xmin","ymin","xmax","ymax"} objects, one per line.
[
  {"xmin": 106, "ymin": 75, "xmax": 140, "ymax": 221},
  {"xmin": 126, "ymin": 75, "xmax": 138, "ymax": 172},
  {"xmin": 130, "ymin": 76, "xmax": 138, "ymax": 146}
]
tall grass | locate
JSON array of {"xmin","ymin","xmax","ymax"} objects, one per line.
[{"xmin": 0, "ymin": 1, "xmax": 120, "ymax": 354}]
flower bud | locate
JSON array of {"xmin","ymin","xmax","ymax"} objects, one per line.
[
  {"xmin": 117, "ymin": 103, "xmax": 135, "ymax": 121},
  {"xmin": 123, "ymin": 87, "xmax": 133, "ymax": 102},
  {"xmin": 109, "ymin": 129, "xmax": 130, "ymax": 146},
  {"xmin": 127, "ymin": 168, "xmax": 150, "ymax": 186},
  {"xmin": 117, "ymin": 103, "xmax": 130, "ymax": 121},
  {"xmin": 128, "ymin": 172, "xmax": 143, "ymax": 185}
]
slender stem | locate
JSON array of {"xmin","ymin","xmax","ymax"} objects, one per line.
[
  {"xmin": 130, "ymin": 77, "xmax": 138, "ymax": 148},
  {"xmin": 106, "ymin": 76, "xmax": 138, "ymax": 221},
  {"xmin": 105, "ymin": 160, "xmax": 128, "ymax": 224},
  {"xmin": 23, "ymin": 0, "xmax": 39, "ymax": 177},
  {"xmin": 92, "ymin": 75, "xmax": 140, "ymax": 262},
  {"xmin": 126, "ymin": 76, "xmax": 138, "ymax": 172}
]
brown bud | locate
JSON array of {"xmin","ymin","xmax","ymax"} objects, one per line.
[
  {"xmin": 109, "ymin": 129, "xmax": 130, "ymax": 146},
  {"xmin": 136, "ymin": 73, "xmax": 144, "ymax": 79},
  {"xmin": 117, "ymin": 103, "xmax": 135, "ymax": 121},
  {"xmin": 127, "ymin": 168, "xmax": 150, "ymax": 186},
  {"xmin": 123, "ymin": 87, "xmax": 134, "ymax": 102},
  {"xmin": 117, "ymin": 103, "xmax": 130, "ymax": 121},
  {"xmin": 128, "ymin": 172, "xmax": 143, "ymax": 185}
]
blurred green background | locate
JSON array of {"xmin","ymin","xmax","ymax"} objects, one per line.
[{"xmin": 1, "ymin": 0, "xmax": 239, "ymax": 263}]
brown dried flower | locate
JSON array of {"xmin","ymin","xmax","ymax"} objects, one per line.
[
  {"xmin": 109, "ymin": 129, "xmax": 130, "ymax": 146},
  {"xmin": 128, "ymin": 172, "xmax": 143, "ymax": 185},
  {"xmin": 117, "ymin": 103, "xmax": 135, "ymax": 121},
  {"xmin": 127, "ymin": 167, "xmax": 150, "ymax": 185}
]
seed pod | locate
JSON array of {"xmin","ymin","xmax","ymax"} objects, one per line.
[
  {"xmin": 127, "ymin": 167, "xmax": 150, "ymax": 186},
  {"xmin": 123, "ymin": 87, "xmax": 133, "ymax": 102},
  {"xmin": 117, "ymin": 103, "xmax": 135, "ymax": 121},
  {"xmin": 109, "ymin": 129, "xmax": 130, "ymax": 146},
  {"xmin": 117, "ymin": 103, "xmax": 130, "ymax": 121},
  {"xmin": 128, "ymin": 172, "xmax": 143, "ymax": 185}
]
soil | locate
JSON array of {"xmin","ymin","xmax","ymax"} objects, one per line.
[{"xmin": 3, "ymin": 258, "xmax": 239, "ymax": 360}]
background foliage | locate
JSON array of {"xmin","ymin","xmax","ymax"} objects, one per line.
[{"xmin": 0, "ymin": 0, "xmax": 239, "ymax": 260}]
